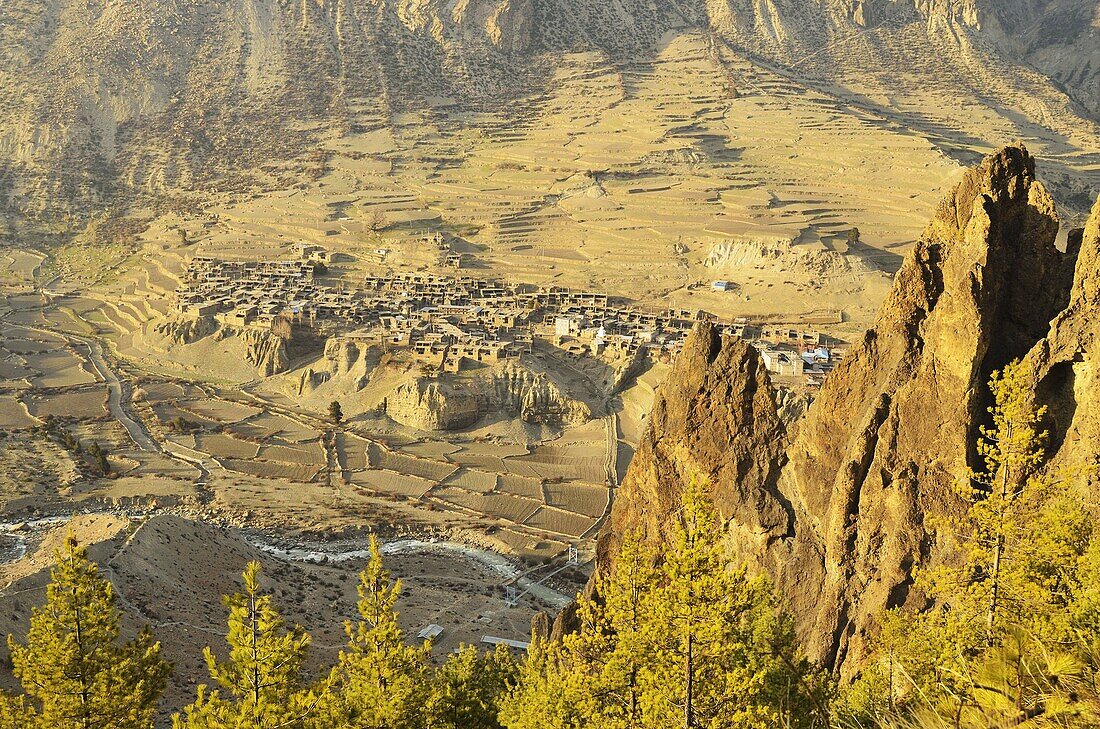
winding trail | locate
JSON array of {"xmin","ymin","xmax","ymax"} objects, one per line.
[{"xmin": 72, "ymin": 336, "xmax": 157, "ymax": 451}]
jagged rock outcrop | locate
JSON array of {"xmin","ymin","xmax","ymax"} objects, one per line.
[
  {"xmin": 388, "ymin": 379, "xmax": 482, "ymax": 430},
  {"xmin": 488, "ymin": 364, "xmax": 591, "ymax": 425},
  {"xmin": 774, "ymin": 386, "xmax": 812, "ymax": 425},
  {"xmin": 241, "ymin": 329, "xmax": 290, "ymax": 377},
  {"xmin": 149, "ymin": 316, "xmax": 293, "ymax": 377},
  {"xmin": 151, "ymin": 315, "xmax": 217, "ymax": 345},
  {"xmin": 599, "ymin": 326, "xmax": 789, "ymax": 564},
  {"xmin": 596, "ymin": 145, "xmax": 1086, "ymax": 674},
  {"xmin": 292, "ymin": 336, "xmax": 378, "ymax": 396},
  {"xmin": 776, "ymin": 144, "xmax": 1076, "ymax": 670},
  {"xmin": 386, "ymin": 363, "xmax": 591, "ymax": 431}
]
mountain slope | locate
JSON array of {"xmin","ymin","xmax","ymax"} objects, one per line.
[{"xmin": 1, "ymin": 0, "xmax": 1097, "ymax": 252}]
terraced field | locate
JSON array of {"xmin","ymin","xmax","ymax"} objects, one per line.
[{"xmin": 345, "ymin": 433, "xmax": 613, "ymax": 542}]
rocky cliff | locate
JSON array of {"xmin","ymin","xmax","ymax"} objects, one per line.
[
  {"xmin": 151, "ymin": 315, "xmax": 218, "ymax": 346},
  {"xmin": 598, "ymin": 145, "xmax": 1092, "ymax": 674},
  {"xmin": 240, "ymin": 329, "xmax": 291, "ymax": 377},
  {"xmin": 386, "ymin": 364, "xmax": 591, "ymax": 431},
  {"xmin": 600, "ymin": 328, "xmax": 790, "ymax": 563},
  {"xmin": 149, "ymin": 316, "xmax": 290, "ymax": 377},
  {"xmin": 1025, "ymin": 195, "xmax": 1100, "ymax": 477},
  {"xmin": 387, "ymin": 378, "xmax": 482, "ymax": 430}
]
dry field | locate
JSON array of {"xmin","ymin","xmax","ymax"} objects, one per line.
[
  {"xmin": 0, "ymin": 398, "xmax": 35, "ymax": 428},
  {"xmin": 24, "ymin": 389, "xmax": 108, "ymax": 420},
  {"xmin": 399, "ymin": 440, "xmax": 461, "ymax": 459},
  {"xmin": 193, "ymin": 433, "xmax": 261, "ymax": 460},
  {"xmin": 339, "ymin": 433, "xmax": 372, "ymax": 470},
  {"xmin": 150, "ymin": 402, "xmax": 221, "ymax": 430},
  {"xmin": 0, "ymin": 249, "xmax": 44, "ymax": 284},
  {"xmin": 350, "ymin": 470, "xmax": 434, "ymax": 498},
  {"xmin": 523, "ymin": 506, "xmax": 599, "ymax": 540},
  {"xmin": 442, "ymin": 468, "xmax": 500, "ymax": 494},
  {"xmin": 497, "ymin": 474, "xmax": 545, "ymax": 501},
  {"xmin": 433, "ymin": 487, "xmax": 541, "ymax": 524},
  {"xmin": 545, "ymin": 482, "xmax": 609, "ymax": 519},
  {"xmin": 177, "ymin": 399, "xmax": 262, "ymax": 423},
  {"xmin": 241, "ymin": 412, "xmax": 319, "ymax": 443},
  {"xmin": 371, "ymin": 446, "xmax": 459, "ymax": 482},
  {"xmin": 259, "ymin": 442, "xmax": 325, "ymax": 465},
  {"xmin": 220, "ymin": 458, "xmax": 321, "ymax": 482},
  {"xmin": 24, "ymin": 351, "xmax": 97, "ymax": 388}
]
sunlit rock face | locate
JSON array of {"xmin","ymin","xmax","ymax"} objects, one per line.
[{"xmin": 596, "ymin": 145, "xmax": 1092, "ymax": 674}]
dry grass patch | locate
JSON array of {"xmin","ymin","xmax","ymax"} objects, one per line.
[
  {"xmin": 492, "ymin": 528, "xmax": 569, "ymax": 560},
  {"xmin": 445, "ymin": 453, "xmax": 504, "ymax": 470},
  {"xmin": 508, "ymin": 459, "xmax": 599, "ymax": 482},
  {"xmin": 512, "ymin": 446, "xmax": 606, "ymax": 483},
  {"xmin": 230, "ymin": 421, "xmax": 280, "ymax": 440}
]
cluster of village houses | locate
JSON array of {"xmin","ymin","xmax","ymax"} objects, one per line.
[{"xmin": 173, "ymin": 245, "xmax": 844, "ymax": 384}]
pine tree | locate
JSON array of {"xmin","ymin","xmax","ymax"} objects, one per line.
[
  {"xmin": 886, "ymin": 628, "xmax": 1100, "ymax": 728},
  {"xmin": 0, "ymin": 691, "xmax": 32, "ymax": 728},
  {"xmin": 643, "ymin": 477, "xmax": 824, "ymax": 729},
  {"xmin": 501, "ymin": 478, "xmax": 826, "ymax": 729},
  {"xmin": 843, "ymin": 361, "xmax": 1098, "ymax": 725},
  {"xmin": 564, "ymin": 531, "xmax": 659, "ymax": 727},
  {"xmin": 424, "ymin": 644, "xmax": 518, "ymax": 729},
  {"xmin": 497, "ymin": 632, "xmax": 585, "ymax": 729},
  {"xmin": 6, "ymin": 536, "xmax": 171, "ymax": 729},
  {"xmin": 174, "ymin": 561, "xmax": 321, "ymax": 729},
  {"xmin": 319, "ymin": 535, "xmax": 430, "ymax": 728},
  {"xmin": 918, "ymin": 360, "xmax": 1093, "ymax": 646},
  {"xmin": 328, "ymin": 401, "xmax": 343, "ymax": 427}
]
